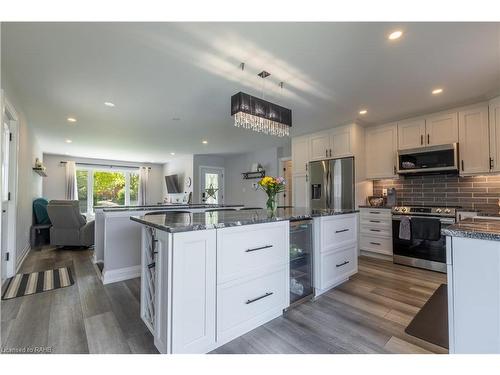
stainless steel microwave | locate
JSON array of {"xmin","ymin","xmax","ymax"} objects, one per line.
[{"xmin": 397, "ymin": 143, "xmax": 459, "ymax": 175}]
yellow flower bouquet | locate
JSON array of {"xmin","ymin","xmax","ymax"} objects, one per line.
[{"xmin": 258, "ymin": 176, "xmax": 286, "ymax": 215}]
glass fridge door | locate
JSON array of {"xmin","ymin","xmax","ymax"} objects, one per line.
[{"xmin": 289, "ymin": 220, "xmax": 314, "ymax": 304}]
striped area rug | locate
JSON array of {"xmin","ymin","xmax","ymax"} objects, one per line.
[{"xmin": 1, "ymin": 267, "xmax": 74, "ymax": 300}]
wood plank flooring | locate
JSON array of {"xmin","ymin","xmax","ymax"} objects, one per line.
[{"xmin": 1, "ymin": 247, "xmax": 447, "ymax": 354}]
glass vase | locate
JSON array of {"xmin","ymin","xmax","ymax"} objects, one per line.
[{"xmin": 266, "ymin": 194, "xmax": 277, "ymax": 217}]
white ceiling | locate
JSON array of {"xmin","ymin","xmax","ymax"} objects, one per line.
[{"xmin": 2, "ymin": 22, "xmax": 500, "ymax": 163}]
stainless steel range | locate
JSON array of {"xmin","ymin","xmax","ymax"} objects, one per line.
[{"xmin": 391, "ymin": 205, "xmax": 457, "ymax": 273}]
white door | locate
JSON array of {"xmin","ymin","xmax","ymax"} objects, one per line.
[
  {"xmin": 200, "ymin": 167, "xmax": 224, "ymax": 204},
  {"xmin": 426, "ymin": 112, "xmax": 459, "ymax": 146},
  {"xmin": 1, "ymin": 119, "xmax": 11, "ymax": 280},
  {"xmin": 309, "ymin": 131, "xmax": 331, "ymax": 160},
  {"xmin": 458, "ymin": 105, "xmax": 490, "ymax": 175},
  {"xmin": 291, "ymin": 135, "xmax": 310, "ymax": 174},
  {"xmin": 490, "ymin": 96, "xmax": 500, "ymax": 173},
  {"xmin": 397, "ymin": 118, "xmax": 426, "ymax": 150},
  {"xmin": 365, "ymin": 123, "xmax": 398, "ymax": 179},
  {"xmin": 330, "ymin": 125, "xmax": 352, "ymax": 158}
]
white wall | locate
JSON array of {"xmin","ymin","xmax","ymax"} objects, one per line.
[
  {"xmin": 42, "ymin": 154, "xmax": 164, "ymax": 205},
  {"xmin": 162, "ymin": 154, "xmax": 194, "ymax": 200}
]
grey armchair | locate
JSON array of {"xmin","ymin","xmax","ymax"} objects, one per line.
[{"xmin": 47, "ymin": 200, "xmax": 94, "ymax": 247}]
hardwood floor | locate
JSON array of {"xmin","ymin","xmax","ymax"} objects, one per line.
[{"xmin": 1, "ymin": 248, "xmax": 447, "ymax": 354}]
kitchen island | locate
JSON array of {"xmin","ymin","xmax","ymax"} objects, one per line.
[
  {"xmin": 130, "ymin": 208, "xmax": 359, "ymax": 354},
  {"xmin": 443, "ymin": 217, "xmax": 500, "ymax": 354}
]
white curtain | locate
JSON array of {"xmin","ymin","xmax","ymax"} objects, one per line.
[
  {"xmin": 138, "ymin": 167, "xmax": 149, "ymax": 205},
  {"xmin": 64, "ymin": 161, "xmax": 78, "ymax": 200}
]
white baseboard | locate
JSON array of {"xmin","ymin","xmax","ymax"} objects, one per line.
[
  {"xmin": 102, "ymin": 265, "xmax": 141, "ymax": 284},
  {"xmin": 360, "ymin": 250, "xmax": 393, "ymax": 261}
]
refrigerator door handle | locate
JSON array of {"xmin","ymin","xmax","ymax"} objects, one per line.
[{"xmin": 326, "ymin": 164, "xmax": 331, "ymax": 209}]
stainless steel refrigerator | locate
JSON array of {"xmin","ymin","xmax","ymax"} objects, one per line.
[{"xmin": 309, "ymin": 157, "xmax": 355, "ymax": 210}]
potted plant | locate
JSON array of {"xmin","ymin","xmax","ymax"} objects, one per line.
[{"xmin": 258, "ymin": 176, "xmax": 286, "ymax": 216}]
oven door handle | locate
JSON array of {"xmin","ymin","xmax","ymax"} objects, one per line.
[{"xmin": 392, "ymin": 215, "xmax": 455, "ymax": 225}]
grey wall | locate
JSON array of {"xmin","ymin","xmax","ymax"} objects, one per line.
[
  {"xmin": 42, "ymin": 154, "xmax": 164, "ymax": 205},
  {"xmin": 162, "ymin": 155, "xmax": 194, "ymax": 200}
]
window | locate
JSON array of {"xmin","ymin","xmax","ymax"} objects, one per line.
[{"xmin": 76, "ymin": 167, "xmax": 141, "ymax": 213}]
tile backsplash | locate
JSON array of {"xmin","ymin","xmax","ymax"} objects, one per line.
[{"xmin": 373, "ymin": 174, "xmax": 500, "ymax": 212}]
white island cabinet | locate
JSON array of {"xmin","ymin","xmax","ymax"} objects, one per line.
[
  {"xmin": 314, "ymin": 213, "xmax": 358, "ymax": 296},
  {"xmin": 138, "ymin": 220, "xmax": 289, "ymax": 354},
  {"xmin": 445, "ymin": 222, "xmax": 500, "ymax": 354}
]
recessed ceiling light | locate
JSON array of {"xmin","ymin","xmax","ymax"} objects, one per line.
[
  {"xmin": 388, "ymin": 30, "xmax": 403, "ymax": 40},
  {"xmin": 170, "ymin": 152, "xmax": 175, "ymax": 156},
  {"xmin": 432, "ymin": 88, "xmax": 443, "ymax": 95},
  {"xmin": 202, "ymin": 140, "xmax": 208, "ymax": 144},
  {"xmin": 104, "ymin": 102, "xmax": 115, "ymax": 107},
  {"xmin": 65, "ymin": 139, "xmax": 72, "ymax": 144},
  {"xmin": 67, "ymin": 117, "xmax": 77, "ymax": 123},
  {"xmin": 359, "ymin": 109, "xmax": 368, "ymax": 115}
]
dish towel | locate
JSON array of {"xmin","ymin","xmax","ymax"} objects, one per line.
[
  {"xmin": 399, "ymin": 216, "xmax": 411, "ymax": 240},
  {"xmin": 411, "ymin": 217, "xmax": 441, "ymax": 241}
]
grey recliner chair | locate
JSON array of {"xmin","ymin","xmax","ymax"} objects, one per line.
[{"xmin": 47, "ymin": 200, "xmax": 95, "ymax": 247}]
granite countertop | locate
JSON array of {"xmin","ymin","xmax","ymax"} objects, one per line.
[
  {"xmin": 442, "ymin": 217, "xmax": 500, "ymax": 241},
  {"xmin": 358, "ymin": 205, "xmax": 393, "ymax": 209},
  {"xmin": 130, "ymin": 207, "xmax": 358, "ymax": 233},
  {"xmin": 99, "ymin": 204, "xmax": 244, "ymax": 213}
]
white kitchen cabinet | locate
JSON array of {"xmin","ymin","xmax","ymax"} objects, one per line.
[
  {"xmin": 426, "ymin": 112, "xmax": 459, "ymax": 146},
  {"xmin": 365, "ymin": 123, "xmax": 398, "ymax": 179},
  {"xmin": 314, "ymin": 213, "xmax": 358, "ymax": 296},
  {"xmin": 309, "ymin": 130, "xmax": 331, "ymax": 160},
  {"xmin": 458, "ymin": 105, "xmax": 490, "ymax": 175},
  {"xmin": 292, "ymin": 174, "xmax": 309, "ymax": 208},
  {"xmin": 397, "ymin": 118, "xmax": 426, "ymax": 150},
  {"xmin": 359, "ymin": 208, "xmax": 393, "ymax": 256},
  {"xmin": 331, "ymin": 125, "xmax": 353, "ymax": 158},
  {"xmin": 489, "ymin": 96, "xmax": 500, "ymax": 173},
  {"xmin": 292, "ymin": 135, "xmax": 310, "ymax": 174},
  {"xmin": 447, "ymin": 236, "xmax": 500, "ymax": 353}
]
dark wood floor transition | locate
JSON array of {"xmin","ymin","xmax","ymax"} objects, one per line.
[{"xmin": 1, "ymin": 247, "xmax": 447, "ymax": 354}]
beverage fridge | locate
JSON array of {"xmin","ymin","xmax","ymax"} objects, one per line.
[{"xmin": 289, "ymin": 219, "xmax": 314, "ymax": 305}]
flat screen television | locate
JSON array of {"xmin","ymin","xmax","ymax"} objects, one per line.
[{"xmin": 165, "ymin": 174, "xmax": 181, "ymax": 194}]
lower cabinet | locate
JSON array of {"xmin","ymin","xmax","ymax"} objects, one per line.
[
  {"xmin": 359, "ymin": 208, "xmax": 393, "ymax": 256},
  {"xmin": 314, "ymin": 213, "xmax": 359, "ymax": 296}
]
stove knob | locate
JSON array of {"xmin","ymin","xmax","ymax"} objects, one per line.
[
  {"xmin": 436, "ymin": 208, "xmax": 442, "ymax": 213},
  {"xmin": 444, "ymin": 208, "xmax": 451, "ymax": 214},
  {"xmin": 401, "ymin": 207, "xmax": 407, "ymax": 213}
]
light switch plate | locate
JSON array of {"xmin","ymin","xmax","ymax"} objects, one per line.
[{"xmin": 382, "ymin": 188, "xmax": 387, "ymax": 196}]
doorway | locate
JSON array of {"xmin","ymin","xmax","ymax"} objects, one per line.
[
  {"xmin": 1, "ymin": 96, "xmax": 18, "ymax": 282},
  {"xmin": 279, "ymin": 158, "xmax": 293, "ymax": 207},
  {"xmin": 199, "ymin": 166, "xmax": 225, "ymax": 204}
]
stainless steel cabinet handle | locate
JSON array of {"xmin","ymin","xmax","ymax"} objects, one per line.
[
  {"xmin": 335, "ymin": 229, "xmax": 349, "ymax": 233},
  {"xmin": 326, "ymin": 149, "xmax": 328, "ymax": 157},
  {"xmin": 393, "ymin": 165, "xmax": 397, "ymax": 175},
  {"xmin": 370, "ymin": 242, "xmax": 381, "ymax": 246},
  {"xmin": 490, "ymin": 158, "xmax": 494, "ymax": 170},
  {"xmin": 369, "ymin": 211, "xmax": 380, "ymax": 214},
  {"xmin": 305, "ymin": 163, "xmax": 308, "ymax": 171},
  {"xmin": 336, "ymin": 261, "xmax": 349, "ymax": 268},
  {"xmin": 147, "ymin": 262, "xmax": 155, "ymax": 269},
  {"xmin": 370, "ymin": 229, "xmax": 381, "ymax": 232},
  {"xmin": 246, "ymin": 292, "xmax": 273, "ymax": 304},
  {"xmin": 245, "ymin": 245, "xmax": 273, "ymax": 252},
  {"xmin": 420, "ymin": 134, "xmax": 423, "ymax": 145},
  {"xmin": 461, "ymin": 160, "xmax": 464, "ymax": 171},
  {"xmin": 427, "ymin": 134, "xmax": 430, "ymax": 144},
  {"xmin": 329, "ymin": 149, "xmax": 332, "ymax": 157},
  {"xmin": 369, "ymin": 220, "xmax": 380, "ymax": 223}
]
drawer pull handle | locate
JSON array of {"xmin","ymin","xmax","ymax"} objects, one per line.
[
  {"xmin": 369, "ymin": 229, "xmax": 381, "ymax": 232},
  {"xmin": 335, "ymin": 229, "xmax": 349, "ymax": 234},
  {"xmin": 336, "ymin": 261, "xmax": 349, "ymax": 268},
  {"xmin": 370, "ymin": 242, "xmax": 381, "ymax": 246},
  {"xmin": 246, "ymin": 292, "xmax": 273, "ymax": 304},
  {"xmin": 147, "ymin": 262, "xmax": 155, "ymax": 269},
  {"xmin": 245, "ymin": 245, "xmax": 273, "ymax": 252},
  {"xmin": 369, "ymin": 220, "xmax": 380, "ymax": 223},
  {"xmin": 369, "ymin": 211, "xmax": 380, "ymax": 214}
]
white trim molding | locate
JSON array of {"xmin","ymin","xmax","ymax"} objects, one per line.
[{"xmin": 102, "ymin": 265, "xmax": 141, "ymax": 285}]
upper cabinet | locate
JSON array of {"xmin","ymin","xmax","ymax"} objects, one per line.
[
  {"xmin": 397, "ymin": 112, "xmax": 459, "ymax": 150},
  {"xmin": 397, "ymin": 118, "xmax": 426, "ymax": 150},
  {"xmin": 458, "ymin": 105, "xmax": 490, "ymax": 175},
  {"xmin": 291, "ymin": 135, "xmax": 310, "ymax": 175},
  {"xmin": 309, "ymin": 125, "xmax": 353, "ymax": 161},
  {"xmin": 426, "ymin": 112, "xmax": 459, "ymax": 146},
  {"xmin": 365, "ymin": 122, "xmax": 398, "ymax": 179},
  {"xmin": 489, "ymin": 96, "xmax": 500, "ymax": 173}
]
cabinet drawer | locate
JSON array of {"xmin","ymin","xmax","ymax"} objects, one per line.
[
  {"xmin": 320, "ymin": 215, "xmax": 357, "ymax": 252},
  {"xmin": 360, "ymin": 208, "xmax": 392, "ymax": 221},
  {"xmin": 360, "ymin": 235, "xmax": 393, "ymax": 255},
  {"xmin": 217, "ymin": 222, "xmax": 288, "ymax": 283},
  {"xmin": 217, "ymin": 268, "xmax": 287, "ymax": 343},
  {"xmin": 319, "ymin": 245, "xmax": 357, "ymax": 289},
  {"xmin": 360, "ymin": 221, "xmax": 392, "ymax": 237}
]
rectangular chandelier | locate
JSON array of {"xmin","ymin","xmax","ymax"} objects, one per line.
[{"xmin": 231, "ymin": 92, "xmax": 292, "ymax": 137}]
